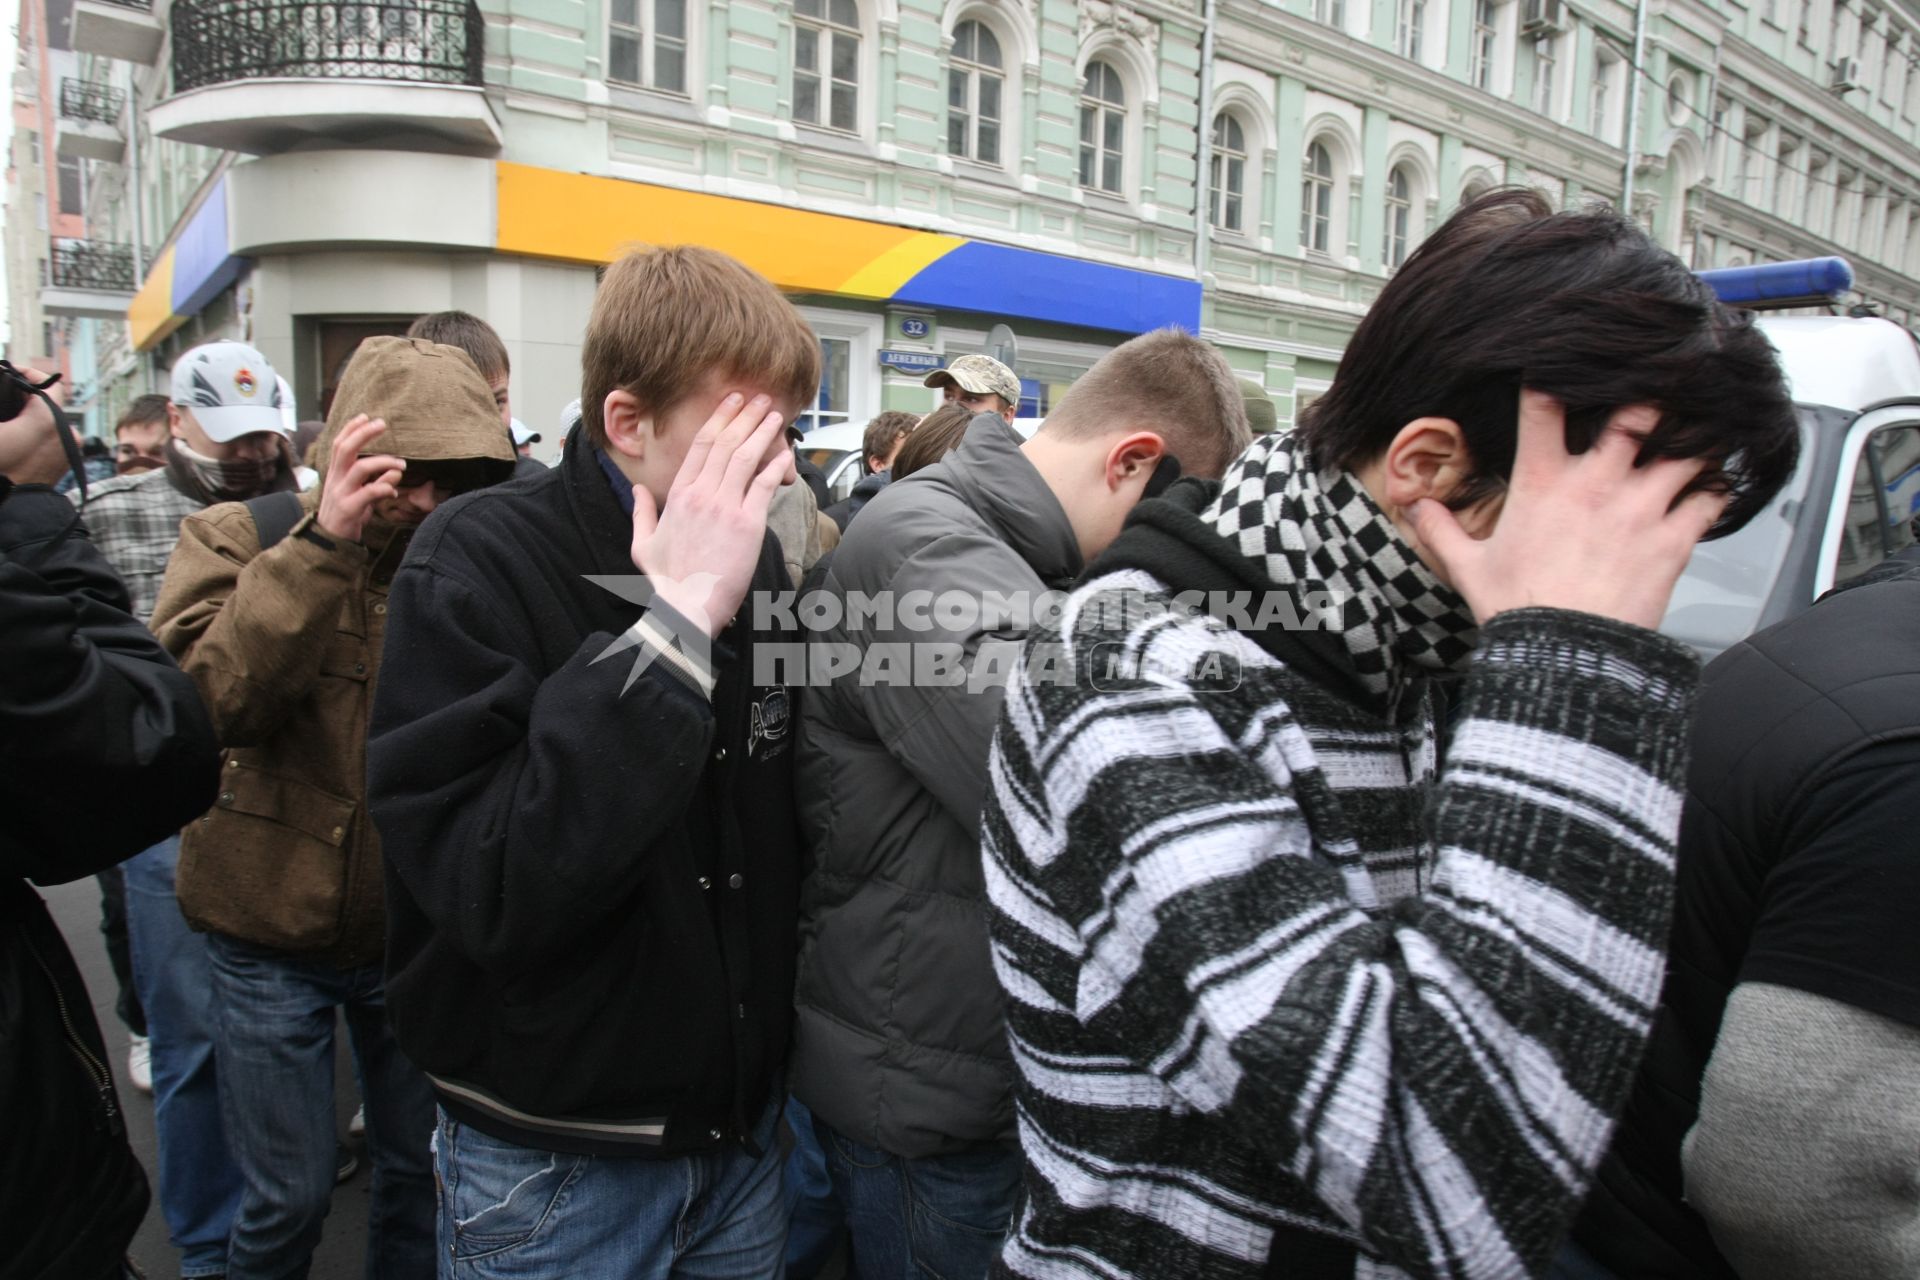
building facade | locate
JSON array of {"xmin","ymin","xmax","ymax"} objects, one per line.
[{"xmin": 14, "ymin": 0, "xmax": 1920, "ymax": 448}]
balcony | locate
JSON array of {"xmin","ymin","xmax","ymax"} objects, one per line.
[
  {"xmin": 41, "ymin": 239, "xmax": 139, "ymax": 320},
  {"xmin": 71, "ymin": 0, "xmax": 164, "ymax": 64},
  {"xmin": 148, "ymin": 0, "xmax": 500, "ymax": 156},
  {"xmin": 55, "ymin": 79, "xmax": 127, "ymax": 162}
]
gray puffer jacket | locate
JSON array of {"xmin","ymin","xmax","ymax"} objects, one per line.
[{"xmin": 793, "ymin": 415, "xmax": 1081, "ymax": 1158}]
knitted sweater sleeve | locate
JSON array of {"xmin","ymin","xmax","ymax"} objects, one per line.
[{"xmin": 984, "ymin": 599, "xmax": 1697, "ymax": 1279}]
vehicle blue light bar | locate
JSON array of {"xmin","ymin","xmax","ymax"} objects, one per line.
[{"xmin": 1697, "ymin": 257, "xmax": 1854, "ymax": 307}]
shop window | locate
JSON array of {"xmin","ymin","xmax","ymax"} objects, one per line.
[
  {"xmin": 1078, "ymin": 60, "xmax": 1126, "ymax": 195},
  {"xmin": 608, "ymin": 0, "xmax": 687, "ymax": 95},
  {"xmin": 797, "ymin": 336, "xmax": 852, "ymax": 435},
  {"xmin": 947, "ymin": 19, "xmax": 1004, "ymax": 165},
  {"xmin": 793, "ymin": 0, "xmax": 860, "ymax": 133}
]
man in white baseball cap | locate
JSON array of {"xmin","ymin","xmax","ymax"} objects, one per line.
[
  {"xmin": 168, "ymin": 340, "xmax": 295, "ymax": 499},
  {"xmin": 924, "ymin": 352, "xmax": 1022, "ymax": 425}
]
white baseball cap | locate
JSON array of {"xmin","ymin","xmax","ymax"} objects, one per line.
[
  {"xmin": 169, "ymin": 341, "xmax": 290, "ymax": 443},
  {"xmin": 510, "ymin": 418, "xmax": 541, "ymax": 448}
]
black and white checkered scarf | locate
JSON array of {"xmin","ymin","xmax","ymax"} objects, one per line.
[{"xmin": 1200, "ymin": 432, "xmax": 1479, "ymax": 707}]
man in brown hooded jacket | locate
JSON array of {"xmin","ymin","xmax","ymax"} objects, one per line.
[{"xmin": 151, "ymin": 336, "xmax": 516, "ymax": 1279}]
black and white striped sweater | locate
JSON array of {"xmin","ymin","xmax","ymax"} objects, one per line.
[{"xmin": 981, "ymin": 467, "xmax": 1698, "ymax": 1280}]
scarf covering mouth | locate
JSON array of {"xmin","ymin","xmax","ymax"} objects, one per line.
[{"xmin": 1198, "ymin": 431, "xmax": 1480, "ymax": 702}]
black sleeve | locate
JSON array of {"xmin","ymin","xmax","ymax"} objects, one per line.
[
  {"xmin": 368, "ymin": 560, "xmax": 718, "ymax": 978},
  {"xmin": 0, "ymin": 488, "xmax": 223, "ymax": 883},
  {"xmin": 1739, "ymin": 734, "xmax": 1920, "ymax": 1030}
]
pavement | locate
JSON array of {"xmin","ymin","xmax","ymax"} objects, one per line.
[{"xmin": 41, "ymin": 874, "xmax": 372, "ymax": 1280}]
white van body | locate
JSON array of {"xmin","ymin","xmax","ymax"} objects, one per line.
[{"xmin": 1661, "ymin": 316, "xmax": 1920, "ymax": 659}]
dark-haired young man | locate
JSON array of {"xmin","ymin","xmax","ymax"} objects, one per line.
[
  {"xmin": 980, "ymin": 190, "xmax": 1799, "ymax": 1280},
  {"xmin": 824, "ymin": 409, "xmax": 916, "ymax": 531},
  {"xmin": 114, "ymin": 393, "xmax": 171, "ymax": 473},
  {"xmin": 795, "ymin": 329, "xmax": 1251, "ymax": 1277}
]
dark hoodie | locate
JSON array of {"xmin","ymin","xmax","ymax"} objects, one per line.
[{"xmin": 149, "ymin": 338, "xmax": 514, "ymax": 968}]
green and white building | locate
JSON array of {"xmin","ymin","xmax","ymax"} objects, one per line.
[{"xmin": 15, "ymin": 0, "xmax": 1920, "ymax": 445}]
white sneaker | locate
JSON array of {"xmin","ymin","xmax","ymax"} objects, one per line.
[
  {"xmin": 349, "ymin": 1104, "xmax": 365, "ymax": 1137},
  {"xmin": 127, "ymin": 1033, "xmax": 153, "ymax": 1095}
]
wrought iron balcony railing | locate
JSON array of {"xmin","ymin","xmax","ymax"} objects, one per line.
[
  {"xmin": 49, "ymin": 239, "xmax": 139, "ymax": 292},
  {"xmin": 170, "ymin": 0, "xmax": 485, "ymax": 93},
  {"xmin": 60, "ymin": 78, "xmax": 127, "ymax": 124}
]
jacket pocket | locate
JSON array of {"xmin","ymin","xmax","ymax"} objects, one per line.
[{"xmin": 177, "ymin": 761, "xmax": 356, "ymax": 953}]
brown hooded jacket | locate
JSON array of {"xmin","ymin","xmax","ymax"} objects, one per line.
[{"xmin": 152, "ymin": 337, "xmax": 514, "ymax": 967}]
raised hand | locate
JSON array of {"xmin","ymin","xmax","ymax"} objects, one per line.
[
  {"xmin": 316, "ymin": 415, "xmax": 405, "ymax": 544},
  {"xmin": 628, "ymin": 392, "xmax": 794, "ymax": 638},
  {"xmin": 1411, "ymin": 391, "xmax": 1728, "ymax": 631}
]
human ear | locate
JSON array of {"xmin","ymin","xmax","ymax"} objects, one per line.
[
  {"xmin": 1105, "ymin": 431, "xmax": 1166, "ymax": 493},
  {"xmin": 1377, "ymin": 417, "xmax": 1475, "ymax": 511},
  {"xmin": 602, "ymin": 389, "xmax": 651, "ymax": 461}
]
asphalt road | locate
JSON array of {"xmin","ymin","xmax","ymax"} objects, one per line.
[{"xmin": 42, "ymin": 874, "xmax": 373, "ymax": 1280}]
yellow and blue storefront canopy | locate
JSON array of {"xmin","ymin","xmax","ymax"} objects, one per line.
[{"xmin": 131, "ymin": 162, "xmax": 1201, "ymax": 350}]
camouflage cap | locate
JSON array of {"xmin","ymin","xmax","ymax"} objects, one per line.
[{"xmin": 925, "ymin": 353, "xmax": 1021, "ymax": 407}]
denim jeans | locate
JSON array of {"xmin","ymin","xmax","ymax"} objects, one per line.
[
  {"xmin": 814, "ymin": 1119, "xmax": 1022, "ymax": 1280},
  {"xmin": 123, "ymin": 835, "xmax": 241, "ymax": 1278},
  {"xmin": 207, "ymin": 931, "xmax": 436, "ymax": 1280},
  {"xmin": 783, "ymin": 1096, "xmax": 846, "ymax": 1278},
  {"xmin": 432, "ymin": 1094, "xmax": 786, "ymax": 1279}
]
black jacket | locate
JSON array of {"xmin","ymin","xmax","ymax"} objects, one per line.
[
  {"xmin": 823, "ymin": 469, "xmax": 888, "ymax": 532},
  {"xmin": 369, "ymin": 436, "xmax": 803, "ymax": 1157},
  {"xmin": 1574, "ymin": 545, "xmax": 1920, "ymax": 1277},
  {"xmin": 0, "ymin": 479, "xmax": 223, "ymax": 1279}
]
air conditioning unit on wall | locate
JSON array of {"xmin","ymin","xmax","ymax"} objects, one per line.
[
  {"xmin": 1831, "ymin": 56, "xmax": 1863, "ymax": 93},
  {"xmin": 1523, "ymin": 0, "xmax": 1567, "ymax": 35}
]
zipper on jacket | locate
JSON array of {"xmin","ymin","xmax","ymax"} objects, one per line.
[{"xmin": 22, "ymin": 929, "xmax": 122, "ymax": 1138}]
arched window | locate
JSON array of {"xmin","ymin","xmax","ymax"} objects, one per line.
[
  {"xmin": 793, "ymin": 0, "xmax": 860, "ymax": 133},
  {"xmin": 1383, "ymin": 165, "xmax": 1412, "ymax": 268},
  {"xmin": 1301, "ymin": 140, "xmax": 1334, "ymax": 252},
  {"xmin": 1209, "ymin": 112, "xmax": 1247, "ymax": 231},
  {"xmin": 1079, "ymin": 61, "xmax": 1126, "ymax": 194},
  {"xmin": 947, "ymin": 20, "xmax": 1004, "ymax": 165}
]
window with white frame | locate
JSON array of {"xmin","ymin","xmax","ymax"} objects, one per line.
[
  {"xmin": 793, "ymin": 0, "xmax": 860, "ymax": 133},
  {"xmin": 1210, "ymin": 112, "xmax": 1247, "ymax": 232},
  {"xmin": 608, "ymin": 0, "xmax": 687, "ymax": 94},
  {"xmin": 1384, "ymin": 165, "xmax": 1413, "ymax": 268},
  {"xmin": 793, "ymin": 309, "xmax": 880, "ymax": 436},
  {"xmin": 1301, "ymin": 140, "xmax": 1335, "ymax": 253},
  {"xmin": 1079, "ymin": 60, "xmax": 1126, "ymax": 194},
  {"xmin": 1314, "ymin": 0, "xmax": 1346, "ymax": 30},
  {"xmin": 1533, "ymin": 35, "xmax": 1557, "ymax": 117},
  {"xmin": 1591, "ymin": 49, "xmax": 1616, "ymax": 140},
  {"xmin": 947, "ymin": 20, "xmax": 1004, "ymax": 165},
  {"xmin": 1470, "ymin": 0, "xmax": 1497, "ymax": 89},
  {"xmin": 1398, "ymin": 0, "xmax": 1425, "ymax": 61}
]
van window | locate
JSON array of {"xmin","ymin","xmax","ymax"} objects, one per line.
[{"xmin": 1833, "ymin": 423, "xmax": 1920, "ymax": 586}]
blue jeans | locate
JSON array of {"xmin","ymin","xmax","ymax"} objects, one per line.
[
  {"xmin": 433, "ymin": 1095, "xmax": 787, "ymax": 1279},
  {"xmin": 814, "ymin": 1120, "xmax": 1021, "ymax": 1280},
  {"xmin": 124, "ymin": 835, "xmax": 241, "ymax": 1278},
  {"xmin": 783, "ymin": 1097, "xmax": 846, "ymax": 1278},
  {"xmin": 207, "ymin": 931, "xmax": 436, "ymax": 1280}
]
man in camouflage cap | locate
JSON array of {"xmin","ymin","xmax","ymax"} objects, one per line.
[{"xmin": 924, "ymin": 353, "xmax": 1021, "ymax": 425}]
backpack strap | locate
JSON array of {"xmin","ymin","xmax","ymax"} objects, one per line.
[{"xmin": 244, "ymin": 490, "xmax": 306, "ymax": 552}]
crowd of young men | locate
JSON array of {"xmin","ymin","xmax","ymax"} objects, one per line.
[{"xmin": 11, "ymin": 186, "xmax": 1917, "ymax": 1280}]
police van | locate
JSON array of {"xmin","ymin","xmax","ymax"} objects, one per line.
[{"xmin": 1661, "ymin": 258, "xmax": 1920, "ymax": 659}]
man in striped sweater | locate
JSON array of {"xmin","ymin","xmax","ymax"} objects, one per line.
[{"xmin": 981, "ymin": 191, "xmax": 1801, "ymax": 1280}]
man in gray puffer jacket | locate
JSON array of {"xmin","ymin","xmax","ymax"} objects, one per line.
[{"xmin": 792, "ymin": 329, "xmax": 1251, "ymax": 1276}]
